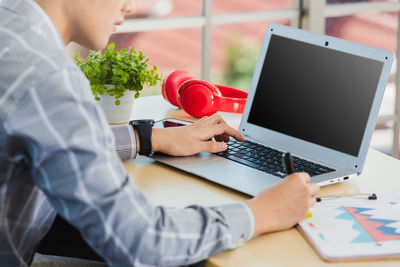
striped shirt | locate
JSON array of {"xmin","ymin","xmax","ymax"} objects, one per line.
[{"xmin": 0, "ymin": 0, "xmax": 254, "ymax": 266}]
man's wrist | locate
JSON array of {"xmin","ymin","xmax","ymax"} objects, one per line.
[
  {"xmin": 151, "ymin": 128, "xmax": 161, "ymax": 153},
  {"xmin": 246, "ymin": 199, "xmax": 272, "ymax": 236}
]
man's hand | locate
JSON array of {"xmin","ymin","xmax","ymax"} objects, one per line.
[
  {"xmin": 151, "ymin": 114, "xmax": 245, "ymax": 156},
  {"xmin": 246, "ymin": 172, "xmax": 320, "ymax": 236}
]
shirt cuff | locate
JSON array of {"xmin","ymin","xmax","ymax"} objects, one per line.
[
  {"xmin": 111, "ymin": 125, "xmax": 137, "ymax": 160},
  {"xmin": 215, "ymin": 202, "xmax": 255, "ymax": 249}
]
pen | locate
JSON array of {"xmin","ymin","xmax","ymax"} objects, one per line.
[
  {"xmin": 283, "ymin": 152, "xmax": 295, "ymax": 174},
  {"xmin": 283, "ymin": 152, "xmax": 313, "ymax": 218},
  {"xmin": 316, "ymin": 193, "xmax": 377, "ymax": 202}
]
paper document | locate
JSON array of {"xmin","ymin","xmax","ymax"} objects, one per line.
[{"xmin": 298, "ymin": 193, "xmax": 400, "ymax": 261}]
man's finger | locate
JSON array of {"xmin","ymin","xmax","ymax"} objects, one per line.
[
  {"xmin": 308, "ymin": 197, "xmax": 317, "ymax": 207},
  {"xmin": 215, "ymin": 133, "xmax": 230, "ymax": 143},
  {"xmin": 222, "ymin": 133, "xmax": 230, "ymax": 142},
  {"xmin": 196, "ymin": 114, "xmax": 226, "ymax": 126},
  {"xmin": 203, "ymin": 141, "xmax": 227, "ymax": 153},
  {"xmin": 196, "ymin": 116, "xmax": 209, "ymax": 125},
  {"xmin": 298, "ymin": 172, "xmax": 311, "ymax": 184},
  {"xmin": 214, "ymin": 135, "xmax": 223, "ymax": 142},
  {"xmin": 309, "ymin": 183, "xmax": 320, "ymax": 197},
  {"xmin": 202, "ymin": 123, "xmax": 245, "ymax": 141},
  {"xmin": 205, "ymin": 114, "xmax": 225, "ymax": 125}
]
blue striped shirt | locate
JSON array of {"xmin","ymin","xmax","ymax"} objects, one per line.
[{"xmin": 0, "ymin": 0, "xmax": 254, "ymax": 266}]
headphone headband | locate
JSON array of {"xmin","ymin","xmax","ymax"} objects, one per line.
[{"xmin": 214, "ymin": 93, "xmax": 247, "ymax": 113}]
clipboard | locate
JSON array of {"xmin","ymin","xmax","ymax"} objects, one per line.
[{"xmin": 297, "ymin": 193, "xmax": 400, "ymax": 262}]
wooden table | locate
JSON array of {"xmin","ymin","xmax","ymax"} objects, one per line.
[{"xmin": 124, "ymin": 95, "xmax": 400, "ymax": 267}]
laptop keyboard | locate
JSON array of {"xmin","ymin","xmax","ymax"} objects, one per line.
[{"xmin": 215, "ymin": 140, "xmax": 335, "ymax": 178}]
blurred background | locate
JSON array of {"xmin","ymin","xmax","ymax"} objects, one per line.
[{"xmin": 68, "ymin": 0, "xmax": 400, "ymax": 158}]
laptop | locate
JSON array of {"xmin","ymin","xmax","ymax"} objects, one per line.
[{"xmin": 152, "ymin": 23, "xmax": 393, "ymax": 196}]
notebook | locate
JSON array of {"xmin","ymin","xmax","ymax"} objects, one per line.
[
  {"xmin": 298, "ymin": 193, "xmax": 400, "ymax": 262},
  {"xmin": 151, "ymin": 23, "xmax": 393, "ymax": 196}
]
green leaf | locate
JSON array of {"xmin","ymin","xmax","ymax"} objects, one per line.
[{"xmin": 107, "ymin": 43, "xmax": 115, "ymax": 51}]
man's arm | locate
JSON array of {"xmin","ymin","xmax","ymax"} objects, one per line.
[{"xmin": 111, "ymin": 114, "xmax": 245, "ymax": 160}]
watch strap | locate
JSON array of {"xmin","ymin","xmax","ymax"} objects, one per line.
[
  {"xmin": 136, "ymin": 123, "xmax": 152, "ymax": 156},
  {"xmin": 129, "ymin": 120, "xmax": 154, "ymax": 156}
]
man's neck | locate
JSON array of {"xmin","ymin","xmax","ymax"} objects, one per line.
[{"xmin": 34, "ymin": 0, "xmax": 70, "ymax": 45}]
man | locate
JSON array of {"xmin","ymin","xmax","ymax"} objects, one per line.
[{"xmin": 0, "ymin": 0, "xmax": 320, "ymax": 266}]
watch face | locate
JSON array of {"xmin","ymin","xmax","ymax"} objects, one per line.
[{"xmin": 130, "ymin": 119, "xmax": 155, "ymax": 126}]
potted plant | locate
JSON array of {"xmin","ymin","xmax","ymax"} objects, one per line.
[{"xmin": 75, "ymin": 43, "xmax": 162, "ymax": 124}]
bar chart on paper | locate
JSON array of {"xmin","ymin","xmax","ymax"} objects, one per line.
[{"xmin": 298, "ymin": 193, "xmax": 400, "ymax": 261}]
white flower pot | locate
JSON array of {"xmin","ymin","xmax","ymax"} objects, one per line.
[{"xmin": 98, "ymin": 87, "xmax": 134, "ymax": 124}]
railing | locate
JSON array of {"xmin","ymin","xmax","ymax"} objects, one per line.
[{"xmin": 117, "ymin": 0, "xmax": 400, "ymax": 157}]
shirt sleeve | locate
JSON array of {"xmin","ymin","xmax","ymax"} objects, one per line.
[
  {"xmin": 3, "ymin": 67, "xmax": 254, "ymax": 267},
  {"xmin": 111, "ymin": 125, "xmax": 137, "ymax": 160}
]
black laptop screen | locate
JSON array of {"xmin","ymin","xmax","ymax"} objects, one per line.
[{"xmin": 247, "ymin": 34, "xmax": 384, "ymax": 156}]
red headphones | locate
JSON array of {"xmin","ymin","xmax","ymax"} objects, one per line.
[{"xmin": 162, "ymin": 70, "xmax": 248, "ymax": 118}]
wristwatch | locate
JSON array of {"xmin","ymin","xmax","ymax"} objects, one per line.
[{"xmin": 129, "ymin": 119, "xmax": 155, "ymax": 156}]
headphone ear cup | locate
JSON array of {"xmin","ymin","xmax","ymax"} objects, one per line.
[
  {"xmin": 178, "ymin": 80, "xmax": 222, "ymax": 117},
  {"xmin": 162, "ymin": 70, "xmax": 196, "ymax": 107}
]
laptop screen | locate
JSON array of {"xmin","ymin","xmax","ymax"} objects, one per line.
[{"xmin": 247, "ymin": 34, "xmax": 384, "ymax": 157}]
